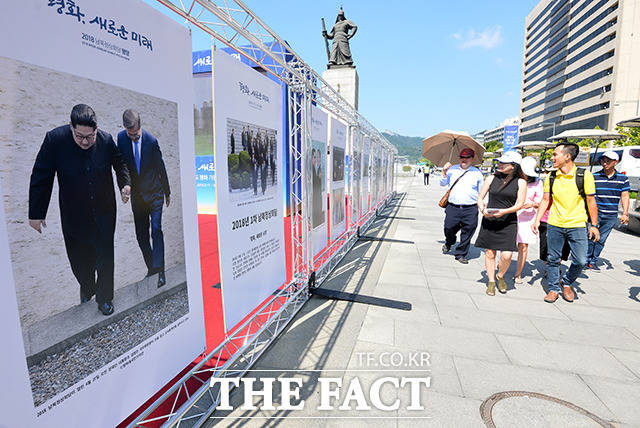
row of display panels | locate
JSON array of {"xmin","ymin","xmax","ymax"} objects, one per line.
[{"xmin": 0, "ymin": 1, "xmax": 395, "ymax": 427}]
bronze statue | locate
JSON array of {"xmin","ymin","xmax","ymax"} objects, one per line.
[{"xmin": 322, "ymin": 8, "xmax": 358, "ymax": 68}]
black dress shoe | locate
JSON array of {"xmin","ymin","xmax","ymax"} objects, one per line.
[
  {"xmin": 456, "ymin": 256, "xmax": 469, "ymax": 264},
  {"xmin": 157, "ymin": 271, "xmax": 166, "ymax": 288},
  {"xmin": 98, "ymin": 301, "xmax": 114, "ymax": 316}
]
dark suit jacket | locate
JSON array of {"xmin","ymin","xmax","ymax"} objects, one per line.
[
  {"xmin": 117, "ymin": 129, "xmax": 170, "ymax": 205},
  {"xmin": 29, "ymin": 125, "xmax": 130, "ymax": 239}
]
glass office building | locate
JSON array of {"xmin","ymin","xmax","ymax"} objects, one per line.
[{"xmin": 519, "ymin": 0, "xmax": 640, "ymax": 141}]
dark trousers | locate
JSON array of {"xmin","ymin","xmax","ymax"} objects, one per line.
[
  {"xmin": 261, "ymin": 166, "xmax": 267, "ymax": 194},
  {"xmin": 64, "ymin": 230, "xmax": 114, "ymax": 304},
  {"xmin": 424, "ymin": 174, "xmax": 429, "ymax": 185},
  {"xmin": 444, "ymin": 204, "xmax": 478, "ymax": 258},
  {"xmin": 253, "ymin": 169, "xmax": 258, "ymax": 195},
  {"xmin": 133, "ymin": 197, "xmax": 165, "ymax": 272}
]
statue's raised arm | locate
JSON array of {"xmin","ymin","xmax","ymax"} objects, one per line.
[{"xmin": 323, "ymin": 8, "xmax": 357, "ymax": 68}]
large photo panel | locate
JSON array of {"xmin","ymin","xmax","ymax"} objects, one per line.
[
  {"xmin": 212, "ymin": 49, "xmax": 286, "ymax": 331},
  {"xmin": 311, "ymin": 107, "xmax": 329, "ymax": 257},
  {"xmin": 330, "ymin": 116, "xmax": 347, "ymax": 241},
  {"xmin": 0, "ymin": 0, "xmax": 205, "ymax": 426},
  {"xmin": 352, "ymin": 131, "xmax": 362, "ymax": 224}
]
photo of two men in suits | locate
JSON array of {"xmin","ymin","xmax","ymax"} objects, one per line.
[{"xmin": 28, "ymin": 105, "xmax": 171, "ymax": 316}]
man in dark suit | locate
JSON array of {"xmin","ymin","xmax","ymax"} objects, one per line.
[
  {"xmin": 29, "ymin": 104, "xmax": 131, "ymax": 316},
  {"xmin": 117, "ymin": 110, "xmax": 171, "ymax": 288}
]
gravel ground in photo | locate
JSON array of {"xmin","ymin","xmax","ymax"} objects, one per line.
[{"xmin": 28, "ymin": 289, "xmax": 188, "ymax": 407}]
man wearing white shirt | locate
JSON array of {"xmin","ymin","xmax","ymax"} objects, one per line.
[{"xmin": 440, "ymin": 148, "xmax": 484, "ymax": 263}]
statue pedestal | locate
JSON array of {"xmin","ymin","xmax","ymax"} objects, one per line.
[{"xmin": 322, "ymin": 67, "xmax": 359, "ymax": 110}]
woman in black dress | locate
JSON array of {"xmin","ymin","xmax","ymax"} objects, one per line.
[{"xmin": 476, "ymin": 151, "xmax": 526, "ymax": 295}]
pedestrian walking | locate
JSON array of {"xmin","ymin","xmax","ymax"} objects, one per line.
[
  {"xmin": 513, "ymin": 156, "xmax": 544, "ymax": 284},
  {"xmin": 475, "ymin": 151, "xmax": 526, "ymax": 295},
  {"xmin": 586, "ymin": 151, "xmax": 630, "ymax": 270},
  {"xmin": 424, "ymin": 167, "xmax": 430, "ymax": 185},
  {"xmin": 537, "ymin": 201, "xmax": 571, "ymax": 277},
  {"xmin": 533, "ymin": 143, "xmax": 599, "ymax": 303},
  {"xmin": 440, "ymin": 148, "xmax": 484, "ymax": 264}
]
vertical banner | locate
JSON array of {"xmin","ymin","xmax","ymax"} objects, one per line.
[
  {"xmin": 212, "ymin": 49, "xmax": 286, "ymax": 330},
  {"xmin": 362, "ymin": 134, "xmax": 371, "ymax": 212},
  {"xmin": 503, "ymin": 125, "xmax": 519, "ymax": 152},
  {"xmin": 0, "ymin": 1, "xmax": 205, "ymax": 426},
  {"xmin": 330, "ymin": 117, "xmax": 347, "ymax": 241},
  {"xmin": 311, "ymin": 107, "xmax": 329, "ymax": 257},
  {"xmin": 193, "ymin": 65, "xmax": 216, "ymax": 214}
]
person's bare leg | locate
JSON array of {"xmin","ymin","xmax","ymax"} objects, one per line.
[
  {"xmin": 485, "ymin": 249, "xmax": 496, "ymax": 282},
  {"xmin": 514, "ymin": 243, "xmax": 527, "ymax": 280},
  {"xmin": 496, "ymin": 251, "xmax": 513, "ymax": 280}
]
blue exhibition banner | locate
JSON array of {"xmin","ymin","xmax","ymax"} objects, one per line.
[
  {"xmin": 503, "ymin": 125, "xmax": 519, "ymax": 152},
  {"xmin": 195, "ymin": 155, "xmax": 217, "ymax": 214}
]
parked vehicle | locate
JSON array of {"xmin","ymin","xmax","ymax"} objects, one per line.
[{"xmin": 587, "ymin": 145, "xmax": 640, "ymax": 179}]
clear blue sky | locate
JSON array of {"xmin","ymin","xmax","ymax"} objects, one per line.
[{"xmin": 146, "ymin": 0, "xmax": 540, "ymax": 137}]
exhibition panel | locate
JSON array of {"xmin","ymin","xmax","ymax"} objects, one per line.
[
  {"xmin": 330, "ymin": 117, "xmax": 348, "ymax": 241},
  {"xmin": 310, "ymin": 107, "xmax": 330, "ymax": 258},
  {"xmin": 212, "ymin": 49, "xmax": 287, "ymax": 332},
  {"xmin": 0, "ymin": 0, "xmax": 205, "ymax": 426}
]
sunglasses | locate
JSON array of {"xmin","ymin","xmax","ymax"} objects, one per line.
[{"xmin": 459, "ymin": 155, "xmax": 472, "ymax": 159}]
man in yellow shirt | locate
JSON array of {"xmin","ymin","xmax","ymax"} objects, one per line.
[{"xmin": 533, "ymin": 143, "xmax": 599, "ymax": 303}]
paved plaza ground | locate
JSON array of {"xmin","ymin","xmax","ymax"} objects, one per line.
[{"xmin": 207, "ymin": 175, "xmax": 640, "ymax": 427}]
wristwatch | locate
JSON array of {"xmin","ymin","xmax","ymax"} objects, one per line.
[{"xmin": 591, "ymin": 223, "xmax": 600, "ymax": 229}]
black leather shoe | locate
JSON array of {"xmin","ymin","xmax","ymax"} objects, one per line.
[
  {"xmin": 456, "ymin": 256, "xmax": 469, "ymax": 264},
  {"xmin": 442, "ymin": 244, "xmax": 451, "ymax": 254},
  {"xmin": 157, "ymin": 271, "xmax": 166, "ymax": 288},
  {"xmin": 98, "ymin": 301, "xmax": 114, "ymax": 316}
]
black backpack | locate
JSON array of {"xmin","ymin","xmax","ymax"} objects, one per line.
[{"xmin": 548, "ymin": 167, "xmax": 592, "ymax": 223}]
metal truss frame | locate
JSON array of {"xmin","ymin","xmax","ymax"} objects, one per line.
[{"xmin": 127, "ymin": 1, "xmax": 397, "ymax": 427}]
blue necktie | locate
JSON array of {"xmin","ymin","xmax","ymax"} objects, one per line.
[{"xmin": 134, "ymin": 141, "xmax": 140, "ymax": 174}]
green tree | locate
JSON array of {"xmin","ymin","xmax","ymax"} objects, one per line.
[
  {"xmin": 483, "ymin": 140, "xmax": 502, "ymax": 153},
  {"xmin": 615, "ymin": 126, "xmax": 640, "ymax": 146}
]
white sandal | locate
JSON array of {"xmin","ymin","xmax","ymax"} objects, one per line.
[{"xmin": 514, "ymin": 276, "xmax": 524, "ymax": 284}]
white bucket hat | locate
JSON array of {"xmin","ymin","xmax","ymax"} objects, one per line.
[
  {"xmin": 521, "ymin": 156, "xmax": 539, "ymax": 178},
  {"xmin": 496, "ymin": 150, "xmax": 522, "ymax": 165}
]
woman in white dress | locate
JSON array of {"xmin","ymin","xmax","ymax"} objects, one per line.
[{"xmin": 514, "ymin": 157, "xmax": 544, "ymax": 284}]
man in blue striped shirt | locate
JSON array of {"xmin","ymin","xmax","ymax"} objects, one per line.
[{"xmin": 586, "ymin": 151, "xmax": 630, "ymax": 270}]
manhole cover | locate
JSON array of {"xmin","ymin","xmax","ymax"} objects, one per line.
[{"xmin": 480, "ymin": 391, "xmax": 614, "ymax": 428}]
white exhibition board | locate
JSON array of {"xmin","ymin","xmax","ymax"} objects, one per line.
[
  {"xmin": 212, "ymin": 49, "xmax": 286, "ymax": 331},
  {"xmin": 311, "ymin": 107, "xmax": 329, "ymax": 257},
  {"xmin": 352, "ymin": 131, "xmax": 362, "ymax": 222},
  {"xmin": 329, "ymin": 116, "xmax": 347, "ymax": 241},
  {"xmin": 0, "ymin": 1, "xmax": 205, "ymax": 426}
]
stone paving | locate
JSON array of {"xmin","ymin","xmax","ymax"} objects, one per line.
[{"xmin": 206, "ymin": 175, "xmax": 640, "ymax": 427}]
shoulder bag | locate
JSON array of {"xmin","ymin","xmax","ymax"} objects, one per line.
[{"xmin": 438, "ymin": 169, "xmax": 470, "ymax": 208}]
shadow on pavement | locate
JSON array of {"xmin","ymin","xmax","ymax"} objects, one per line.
[{"xmin": 205, "ymin": 193, "xmax": 406, "ymax": 425}]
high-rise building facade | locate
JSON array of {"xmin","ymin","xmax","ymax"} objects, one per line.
[{"xmin": 519, "ymin": 0, "xmax": 640, "ymax": 142}]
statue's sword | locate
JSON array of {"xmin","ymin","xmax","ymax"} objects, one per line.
[{"xmin": 321, "ymin": 18, "xmax": 330, "ymax": 62}]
